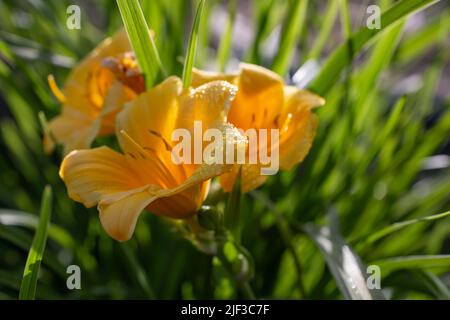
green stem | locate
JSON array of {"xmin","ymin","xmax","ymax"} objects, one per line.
[
  {"xmin": 240, "ymin": 281, "xmax": 256, "ymax": 300},
  {"xmin": 251, "ymin": 191, "xmax": 306, "ymax": 298},
  {"xmin": 216, "ymin": 251, "xmax": 256, "ymax": 300},
  {"xmin": 276, "ymin": 217, "xmax": 307, "ymax": 298},
  {"xmin": 122, "ymin": 244, "xmax": 156, "ymax": 299}
]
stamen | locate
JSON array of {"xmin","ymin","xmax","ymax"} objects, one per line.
[
  {"xmin": 127, "ymin": 152, "xmax": 137, "ymax": 159},
  {"xmin": 148, "ymin": 130, "xmax": 172, "ymax": 151},
  {"xmin": 138, "ymin": 151, "xmax": 146, "ymax": 159},
  {"xmin": 273, "ymin": 114, "xmax": 280, "ymax": 127},
  {"xmin": 47, "ymin": 74, "xmax": 66, "ymax": 103},
  {"xmin": 143, "ymin": 146, "xmax": 157, "ymax": 153},
  {"xmin": 120, "ymin": 130, "xmax": 179, "ymax": 187},
  {"xmin": 144, "ymin": 146, "xmax": 187, "ymax": 182}
]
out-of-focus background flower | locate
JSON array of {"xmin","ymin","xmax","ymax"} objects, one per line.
[{"xmin": 0, "ymin": 0, "xmax": 449, "ymax": 299}]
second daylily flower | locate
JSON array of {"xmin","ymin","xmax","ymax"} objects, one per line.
[
  {"xmin": 60, "ymin": 77, "xmax": 246, "ymax": 241},
  {"xmin": 193, "ymin": 63, "xmax": 325, "ymax": 192},
  {"xmin": 45, "ymin": 29, "xmax": 143, "ymax": 154}
]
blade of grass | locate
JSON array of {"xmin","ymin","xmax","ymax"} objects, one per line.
[
  {"xmin": 0, "ymin": 121, "xmax": 39, "ymax": 185},
  {"xmin": 304, "ymin": 214, "xmax": 385, "ymax": 300},
  {"xmin": 0, "ymin": 270, "xmax": 20, "ymax": 291},
  {"xmin": 339, "ymin": 0, "xmax": 352, "ymax": 39},
  {"xmin": 141, "ymin": 0, "xmax": 163, "ymax": 38},
  {"xmin": 414, "ymin": 270, "xmax": 450, "ymax": 299},
  {"xmin": 306, "ymin": 0, "xmax": 339, "ymax": 60},
  {"xmin": 19, "ymin": 186, "xmax": 52, "ymax": 300},
  {"xmin": 245, "ymin": 0, "xmax": 278, "ymax": 64},
  {"xmin": 396, "ymin": 10, "xmax": 450, "ymax": 64},
  {"xmin": 0, "ymin": 31, "xmax": 75, "ymax": 68},
  {"xmin": 352, "ymin": 96, "xmax": 407, "ymax": 180},
  {"xmin": 251, "ymin": 190, "xmax": 307, "ymax": 298},
  {"xmin": 197, "ymin": 0, "xmax": 212, "ymax": 69},
  {"xmin": 116, "ymin": 0, "xmax": 165, "ymax": 89},
  {"xmin": 182, "ymin": 0, "xmax": 206, "ymax": 89},
  {"xmin": 271, "ymin": 0, "xmax": 309, "ymax": 76},
  {"xmin": 2, "ymin": 82, "xmax": 41, "ymax": 150},
  {"xmin": 354, "ymin": 211, "xmax": 450, "ymax": 248},
  {"xmin": 372, "ymin": 255, "xmax": 450, "ymax": 276},
  {"xmin": 153, "ymin": 0, "xmax": 185, "ymax": 75},
  {"xmin": 224, "ymin": 168, "xmax": 242, "ymax": 242},
  {"xmin": 0, "ymin": 209, "xmax": 75, "ymax": 249},
  {"xmin": 217, "ymin": 0, "xmax": 237, "ymax": 72},
  {"xmin": 354, "ymin": 20, "xmax": 405, "ymax": 131},
  {"xmin": 308, "ymin": 0, "xmax": 441, "ymax": 96},
  {"xmin": 122, "ymin": 244, "xmax": 155, "ymax": 299}
]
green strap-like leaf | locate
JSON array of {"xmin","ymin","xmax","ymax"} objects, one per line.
[
  {"xmin": 372, "ymin": 255, "xmax": 450, "ymax": 276},
  {"xmin": 308, "ymin": 0, "xmax": 441, "ymax": 96},
  {"xmin": 354, "ymin": 19, "xmax": 405, "ymax": 131},
  {"xmin": 224, "ymin": 168, "xmax": 242, "ymax": 242},
  {"xmin": 19, "ymin": 185, "xmax": 52, "ymax": 300},
  {"xmin": 271, "ymin": 0, "xmax": 309, "ymax": 76},
  {"xmin": 122, "ymin": 244, "xmax": 156, "ymax": 299},
  {"xmin": 355, "ymin": 211, "xmax": 450, "ymax": 249},
  {"xmin": 414, "ymin": 270, "xmax": 450, "ymax": 299},
  {"xmin": 396, "ymin": 10, "xmax": 450, "ymax": 64},
  {"xmin": 182, "ymin": 0, "xmax": 206, "ymax": 89},
  {"xmin": 304, "ymin": 215, "xmax": 386, "ymax": 300},
  {"xmin": 0, "ymin": 209, "xmax": 76, "ymax": 249},
  {"xmin": 306, "ymin": 0, "xmax": 340, "ymax": 60},
  {"xmin": 217, "ymin": 0, "xmax": 237, "ymax": 72}
]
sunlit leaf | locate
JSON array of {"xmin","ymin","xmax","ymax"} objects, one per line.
[
  {"xmin": 304, "ymin": 216, "xmax": 385, "ymax": 300},
  {"xmin": 19, "ymin": 186, "xmax": 52, "ymax": 300},
  {"xmin": 182, "ymin": 0, "xmax": 206, "ymax": 89}
]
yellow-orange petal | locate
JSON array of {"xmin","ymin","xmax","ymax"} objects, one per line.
[
  {"xmin": 177, "ymin": 80, "xmax": 238, "ymax": 131},
  {"xmin": 279, "ymin": 87, "xmax": 325, "ymax": 170},
  {"xmin": 229, "ymin": 63, "xmax": 284, "ymax": 130},
  {"xmin": 116, "ymin": 77, "xmax": 240, "ymax": 182},
  {"xmin": 116, "ymin": 77, "xmax": 181, "ymax": 159},
  {"xmin": 279, "ymin": 111, "xmax": 318, "ymax": 171},
  {"xmin": 45, "ymin": 80, "xmax": 134, "ymax": 154},
  {"xmin": 60, "ymin": 130, "xmax": 245, "ymax": 241},
  {"xmin": 148, "ymin": 181, "xmax": 210, "ymax": 218},
  {"xmin": 59, "ymin": 146, "xmax": 144, "ymax": 207},
  {"xmin": 62, "ymin": 29, "xmax": 131, "ymax": 116},
  {"xmin": 59, "ymin": 146, "xmax": 154, "ymax": 241},
  {"xmin": 191, "ymin": 68, "xmax": 237, "ymax": 88},
  {"xmin": 220, "ymin": 164, "xmax": 268, "ymax": 193},
  {"xmin": 281, "ymin": 86, "xmax": 325, "ymax": 116},
  {"xmin": 99, "ymin": 188, "xmax": 158, "ymax": 242},
  {"xmin": 44, "ymin": 108, "xmax": 100, "ymax": 154},
  {"xmin": 60, "ymin": 102, "xmax": 247, "ymax": 241},
  {"xmin": 99, "ymin": 80, "xmax": 137, "ymax": 135}
]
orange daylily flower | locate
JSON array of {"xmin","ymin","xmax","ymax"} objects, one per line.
[
  {"xmin": 60, "ymin": 77, "xmax": 246, "ymax": 242},
  {"xmin": 193, "ymin": 63, "xmax": 325, "ymax": 192},
  {"xmin": 45, "ymin": 29, "xmax": 141, "ymax": 154}
]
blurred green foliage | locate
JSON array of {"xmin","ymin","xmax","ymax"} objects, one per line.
[{"xmin": 0, "ymin": 0, "xmax": 449, "ymax": 299}]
